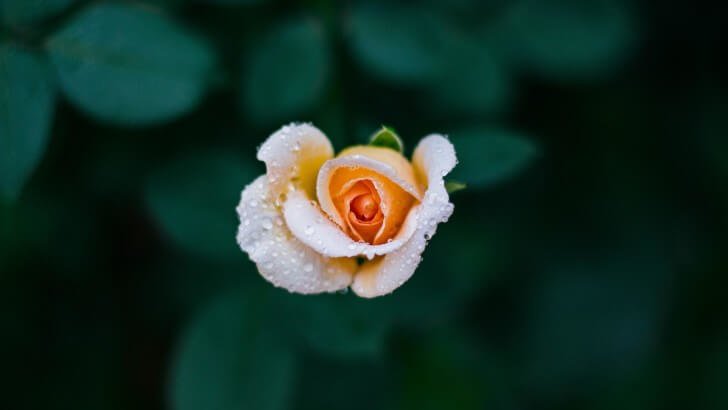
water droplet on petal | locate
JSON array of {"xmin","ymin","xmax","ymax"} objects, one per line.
[{"xmin": 303, "ymin": 263, "xmax": 314, "ymax": 272}]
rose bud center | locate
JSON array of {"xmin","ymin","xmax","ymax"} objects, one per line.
[{"xmin": 351, "ymin": 193, "xmax": 378, "ymax": 221}]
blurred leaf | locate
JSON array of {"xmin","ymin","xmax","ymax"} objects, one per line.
[
  {"xmin": 426, "ymin": 39, "xmax": 512, "ymax": 117},
  {"xmin": 284, "ymin": 293, "xmax": 390, "ymax": 358},
  {"xmin": 145, "ymin": 150, "xmax": 259, "ymax": 262},
  {"xmin": 0, "ymin": 0, "xmax": 74, "ymax": 26},
  {"xmin": 169, "ymin": 288, "xmax": 295, "ymax": 410},
  {"xmin": 368, "ymin": 125, "xmax": 403, "ymax": 153},
  {"xmin": 139, "ymin": 255, "xmax": 257, "ymax": 325},
  {"xmin": 346, "ymin": 4, "xmax": 453, "ymax": 85},
  {"xmin": 449, "ymin": 127, "xmax": 538, "ymax": 189},
  {"xmin": 0, "ymin": 43, "xmax": 55, "ymax": 201},
  {"xmin": 45, "ymin": 3, "xmax": 216, "ymax": 126},
  {"xmin": 396, "ymin": 330, "xmax": 515, "ymax": 410},
  {"xmin": 493, "ymin": 0, "xmax": 637, "ymax": 80},
  {"xmin": 519, "ymin": 252, "xmax": 669, "ymax": 398},
  {"xmin": 292, "ymin": 353, "xmax": 396, "ymax": 410},
  {"xmin": 241, "ymin": 17, "xmax": 330, "ymax": 125}
]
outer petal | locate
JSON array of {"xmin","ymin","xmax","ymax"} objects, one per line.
[
  {"xmin": 257, "ymin": 123, "xmax": 334, "ymax": 200},
  {"xmin": 283, "ymin": 189, "xmax": 419, "ymax": 260},
  {"xmin": 352, "ymin": 134, "xmax": 457, "ymax": 298},
  {"xmin": 237, "ymin": 175, "xmax": 356, "ymax": 294}
]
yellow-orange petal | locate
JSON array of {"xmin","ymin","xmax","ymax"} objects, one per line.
[{"xmin": 336, "ymin": 146, "xmax": 422, "ymax": 194}]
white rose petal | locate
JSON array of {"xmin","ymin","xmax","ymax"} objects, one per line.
[
  {"xmin": 237, "ymin": 176, "xmax": 355, "ymax": 294},
  {"xmin": 257, "ymin": 122, "xmax": 333, "ymax": 200}
]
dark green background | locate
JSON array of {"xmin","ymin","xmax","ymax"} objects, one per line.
[{"xmin": 1, "ymin": 0, "xmax": 727, "ymax": 409}]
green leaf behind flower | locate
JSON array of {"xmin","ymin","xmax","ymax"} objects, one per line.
[
  {"xmin": 169, "ymin": 287, "xmax": 295, "ymax": 410},
  {"xmin": 0, "ymin": 43, "xmax": 55, "ymax": 201},
  {"xmin": 240, "ymin": 17, "xmax": 331, "ymax": 125},
  {"xmin": 45, "ymin": 3, "xmax": 216, "ymax": 126},
  {"xmin": 145, "ymin": 150, "xmax": 259, "ymax": 262},
  {"xmin": 450, "ymin": 127, "xmax": 538, "ymax": 189}
]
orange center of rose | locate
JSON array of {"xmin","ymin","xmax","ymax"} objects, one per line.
[
  {"xmin": 351, "ymin": 194, "xmax": 378, "ymax": 221},
  {"xmin": 328, "ymin": 166, "xmax": 417, "ymax": 245}
]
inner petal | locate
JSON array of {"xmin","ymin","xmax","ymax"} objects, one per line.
[
  {"xmin": 332, "ymin": 180, "xmax": 383, "ymax": 243},
  {"xmin": 328, "ymin": 167, "xmax": 417, "ymax": 245},
  {"xmin": 351, "ymin": 194, "xmax": 378, "ymax": 221}
]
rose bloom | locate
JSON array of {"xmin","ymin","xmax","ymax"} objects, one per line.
[{"xmin": 236, "ymin": 123, "xmax": 457, "ymax": 298}]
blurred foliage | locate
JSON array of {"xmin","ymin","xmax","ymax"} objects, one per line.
[
  {"xmin": 0, "ymin": 43, "xmax": 55, "ymax": 200},
  {"xmin": 46, "ymin": 3, "xmax": 216, "ymax": 125},
  {"xmin": 240, "ymin": 16, "xmax": 330, "ymax": 125},
  {"xmin": 1, "ymin": 0, "xmax": 727, "ymax": 410}
]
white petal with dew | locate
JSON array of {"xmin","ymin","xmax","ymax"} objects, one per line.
[
  {"xmin": 237, "ymin": 176, "xmax": 356, "ymax": 294},
  {"xmin": 352, "ymin": 134, "xmax": 457, "ymax": 297},
  {"xmin": 283, "ymin": 189, "xmax": 419, "ymax": 260},
  {"xmin": 257, "ymin": 123, "xmax": 334, "ymax": 200}
]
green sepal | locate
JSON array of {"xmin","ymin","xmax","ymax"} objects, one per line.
[
  {"xmin": 445, "ymin": 180, "xmax": 467, "ymax": 194},
  {"xmin": 368, "ymin": 125, "xmax": 404, "ymax": 153}
]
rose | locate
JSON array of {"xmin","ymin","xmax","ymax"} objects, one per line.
[{"xmin": 236, "ymin": 123, "xmax": 457, "ymax": 298}]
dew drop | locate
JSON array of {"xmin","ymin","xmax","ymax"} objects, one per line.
[
  {"xmin": 303, "ymin": 263, "xmax": 314, "ymax": 272},
  {"xmin": 262, "ymin": 219, "xmax": 273, "ymax": 230},
  {"xmin": 305, "ymin": 225, "xmax": 315, "ymax": 236}
]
